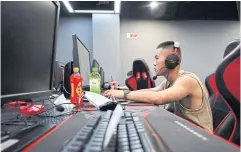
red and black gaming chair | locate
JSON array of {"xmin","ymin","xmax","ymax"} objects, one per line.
[
  {"xmin": 205, "ymin": 39, "xmax": 240, "ymax": 145},
  {"xmin": 215, "ymin": 41, "xmax": 240, "ymax": 145},
  {"xmin": 125, "ymin": 59, "xmax": 155, "ymax": 91}
]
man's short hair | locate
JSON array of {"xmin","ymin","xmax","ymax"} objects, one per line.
[
  {"xmin": 156, "ymin": 41, "xmax": 181, "ymax": 57},
  {"xmin": 127, "ymin": 71, "xmax": 133, "ymax": 76}
]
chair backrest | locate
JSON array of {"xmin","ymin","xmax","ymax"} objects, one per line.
[
  {"xmin": 125, "ymin": 58, "xmax": 155, "ymax": 91},
  {"xmin": 205, "ymin": 73, "xmax": 235, "ymax": 138},
  {"xmin": 216, "ymin": 44, "xmax": 240, "ymax": 118}
]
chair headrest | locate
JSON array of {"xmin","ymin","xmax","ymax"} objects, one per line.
[
  {"xmin": 223, "ymin": 39, "xmax": 240, "ymax": 58},
  {"xmin": 132, "ymin": 58, "xmax": 151, "ymax": 76}
]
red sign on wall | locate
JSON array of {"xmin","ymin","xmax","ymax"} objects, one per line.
[{"xmin": 127, "ymin": 33, "xmax": 138, "ymax": 38}]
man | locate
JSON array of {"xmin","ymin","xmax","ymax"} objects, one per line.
[
  {"xmin": 116, "ymin": 71, "xmax": 133, "ymax": 90},
  {"xmin": 104, "ymin": 41, "xmax": 213, "ymax": 132}
]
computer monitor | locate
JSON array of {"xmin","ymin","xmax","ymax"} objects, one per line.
[
  {"xmin": 72, "ymin": 34, "xmax": 91, "ymax": 86},
  {"xmin": 100, "ymin": 67, "xmax": 105, "ymax": 87},
  {"xmin": 53, "ymin": 61, "xmax": 63, "ymax": 89},
  {"xmin": 92, "ymin": 59, "xmax": 100, "ymax": 71},
  {"xmin": 1, "ymin": 1, "xmax": 60, "ymax": 104}
]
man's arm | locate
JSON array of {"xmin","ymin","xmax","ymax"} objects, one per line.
[{"xmin": 126, "ymin": 76, "xmax": 196, "ymax": 104}]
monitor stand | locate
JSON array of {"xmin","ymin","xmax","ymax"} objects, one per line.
[{"xmin": 83, "ymin": 85, "xmax": 90, "ymax": 91}]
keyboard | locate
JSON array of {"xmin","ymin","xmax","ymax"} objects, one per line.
[
  {"xmin": 62, "ymin": 110, "xmax": 156, "ymax": 152},
  {"xmin": 61, "ymin": 111, "xmax": 112, "ymax": 152},
  {"xmin": 106, "ymin": 111, "xmax": 153, "ymax": 152}
]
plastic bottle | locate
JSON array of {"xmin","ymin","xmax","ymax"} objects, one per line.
[
  {"xmin": 70, "ymin": 67, "xmax": 83, "ymax": 105},
  {"xmin": 89, "ymin": 67, "xmax": 101, "ymax": 94}
]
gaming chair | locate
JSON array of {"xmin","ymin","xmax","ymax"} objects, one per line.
[
  {"xmin": 63, "ymin": 61, "xmax": 74, "ymax": 99},
  {"xmin": 125, "ymin": 58, "xmax": 155, "ymax": 91},
  {"xmin": 205, "ymin": 39, "xmax": 240, "ymax": 145}
]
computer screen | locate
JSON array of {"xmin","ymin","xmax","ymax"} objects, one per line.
[
  {"xmin": 100, "ymin": 67, "xmax": 105, "ymax": 87},
  {"xmin": 1, "ymin": 1, "xmax": 59, "ymax": 103},
  {"xmin": 72, "ymin": 35, "xmax": 91, "ymax": 86}
]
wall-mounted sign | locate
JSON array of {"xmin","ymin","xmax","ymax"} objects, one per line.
[{"xmin": 127, "ymin": 33, "xmax": 138, "ymax": 38}]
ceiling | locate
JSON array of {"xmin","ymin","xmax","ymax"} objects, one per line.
[{"xmin": 60, "ymin": 1, "xmax": 240, "ymax": 20}]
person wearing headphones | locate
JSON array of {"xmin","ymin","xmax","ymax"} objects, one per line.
[{"xmin": 104, "ymin": 41, "xmax": 213, "ymax": 132}]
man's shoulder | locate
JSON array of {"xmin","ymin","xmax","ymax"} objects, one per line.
[
  {"xmin": 180, "ymin": 71, "xmax": 201, "ymax": 81},
  {"xmin": 177, "ymin": 74, "xmax": 200, "ymax": 91}
]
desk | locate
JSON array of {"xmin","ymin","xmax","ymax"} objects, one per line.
[{"xmin": 3, "ymin": 96, "xmax": 239, "ymax": 152}]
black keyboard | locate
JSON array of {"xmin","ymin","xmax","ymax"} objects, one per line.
[
  {"xmin": 62, "ymin": 111, "xmax": 156, "ymax": 152},
  {"xmin": 106, "ymin": 111, "xmax": 153, "ymax": 152},
  {"xmin": 62, "ymin": 110, "xmax": 112, "ymax": 152}
]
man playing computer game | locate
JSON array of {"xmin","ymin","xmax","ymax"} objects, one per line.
[{"xmin": 104, "ymin": 41, "xmax": 213, "ymax": 132}]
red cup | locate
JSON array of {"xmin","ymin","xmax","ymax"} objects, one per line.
[{"xmin": 110, "ymin": 81, "xmax": 117, "ymax": 90}]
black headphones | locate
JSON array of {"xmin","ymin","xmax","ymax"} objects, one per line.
[{"xmin": 165, "ymin": 42, "xmax": 181, "ymax": 69}]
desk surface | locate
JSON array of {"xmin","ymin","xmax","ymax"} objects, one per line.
[{"xmin": 22, "ymin": 104, "xmax": 157, "ymax": 152}]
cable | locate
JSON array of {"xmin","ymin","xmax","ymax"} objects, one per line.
[{"xmin": 34, "ymin": 102, "xmax": 73, "ymax": 116}]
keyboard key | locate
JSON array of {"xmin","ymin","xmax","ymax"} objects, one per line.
[
  {"xmin": 119, "ymin": 137, "xmax": 128, "ymax": 142},
  {"xmin": 126, "ymin": 121, "xmax": 134, "ymax": 125},
  {"xmin": 118, "ymin": 141, "xmax": 129, "ymax": 146},
  {"xmin": 133, "ymin": 117, "xmax": 140, "ymax": 122},
  {"xmin": 71, "ymin": 142, "xmax": 83, "ymax": 148},
  {"xmin": 121, "ymin": 145, "xmax": 130, "ymax": 151},
  {"xmin": 67, "ymin": 147, "xmax": 80, "ymax": 152},
  {"xmin": 137, "ymin": 128, "xmax": 145, "ymax": 132},
  {"xmin": 76, "ymin": 134, "xmax": 89, "ymax": 141},
  {"xmin": 127, "ymin": 124, "xmax": 135, "ymax": 127},
  {"xmin": 88, "ymin": 146, "xmax": 102, "ymax": 152},
  {"xmin": 90, "ymin": 142, "xmax": 103, "ymax": 147},
  {"xmin": 129, "ymin": 133, "xmax": 138, "ymax": 138},
  {"xmin": 126, "ymin": 118, "xmax": 132, "ymax": 121},
  {"xmin": 118, "ymin": 134, "xmax": 128, "ymax": 138},
  {"xmin": 132, "ymin": 148, "xmax": 144, "ymax": 152},
  {"xmin": 118, "ymin": 130, "xmax": 127, "ymax": 134},
  {"xmin": 95, "ymin": 134, "xmax": 105, "ymax": 138},
  {"xmin": 135, "ymin": 122, "xmax": 142, "ymax": 126},
  {"xmin": 97, "ymin": 129, "xmax": 106, "ymax": 132},
  {"xmin": 131, "ymin": 143, "xmax": 142, "ymax": 150},
  {"xmin": 93, "ymin": 138, "xmax": 104, "ymax": 143},
  {"xmin": 125, "ymin": 112, "xmax": 131, "ymax": 118},
  {"xmin": 130, "ymin": 140, "xmax": 141, "ymax": 145},
  {"xmin": 130, "ymin": 136, "xmax": 139, "ymax": 141},
  {"xmin": 131, "ymin": 113, "xmax": 137, "ymax": 117},
  {"xmin": 128, "ymin": 128, "xmax": 136, "ymax": 132}
]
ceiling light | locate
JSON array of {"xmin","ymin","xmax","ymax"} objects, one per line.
[
  {"xmin": 114, "ymin": 1, "xmax": 121, "ymax": 13},
  {"xmin": 74, "ymin": 10, "xmax": 115, "ymax": 14},
  {"xmin": 63, "ymin": 0, "xmax": 74, "ymax": 13},
  {"xmin": 150, "ymin": 2, "xmax": 158, "ymax": 9}
]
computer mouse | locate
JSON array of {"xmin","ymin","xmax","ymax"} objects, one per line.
[
  {"xmin": 99, "ymin": 102, "xmax": 118, "ymax": 111},
  {"xmin": 56, "ymin": 105, "xmax": 65, "ymax": 112}
]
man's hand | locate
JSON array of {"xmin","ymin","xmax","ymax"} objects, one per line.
[{"xmin": 103, "ymin": 90, "xmax": 124, "ymax": 99}]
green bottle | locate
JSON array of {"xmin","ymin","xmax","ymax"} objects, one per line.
[{"xmin": 89, "ymin": 67, "xmax": 101, "ymax": 94}]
